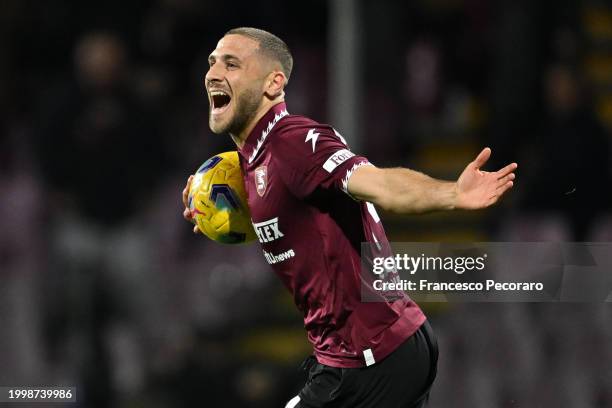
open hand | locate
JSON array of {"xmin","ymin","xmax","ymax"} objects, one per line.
[{"xmin": 455, "ymin": 147, "xmax": 517, "ymax": 210}]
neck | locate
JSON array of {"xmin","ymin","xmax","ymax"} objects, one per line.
[{"xmin": 230, "ymin": 97, "xmax": 284, "ymax": 148}]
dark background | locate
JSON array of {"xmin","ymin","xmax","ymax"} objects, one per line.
[{"xmin": 1, "ymin": 0, "xmax": 611, "ymax": 406}]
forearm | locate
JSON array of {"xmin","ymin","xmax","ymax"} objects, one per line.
[
  {"xmin": 349, "ymin": 167, "xmax": 457, "ymax": 214},
  {"xmin": 381, "ymin": 168, "xmax": 457, "ymax": 213}
]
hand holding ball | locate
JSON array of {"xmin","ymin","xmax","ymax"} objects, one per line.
[{"xmin": 185, "ymin": 151, "xmax": 256, "ymax": 244}]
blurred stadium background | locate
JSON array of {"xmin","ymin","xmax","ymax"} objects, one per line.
[{"xmin": 1, "ymin": 0, "xmax": 611, "ymax": 406}]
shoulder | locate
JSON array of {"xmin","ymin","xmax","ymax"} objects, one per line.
[
  {"xmin": 271, "ymin": 114, "xmax": 337, "ymax": 151},
  {"xmin": 275, "ymin": 114, "xmax": 326, "ymax": 136}
]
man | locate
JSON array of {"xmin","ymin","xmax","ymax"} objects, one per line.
[{"xmin": 182, "ymin": 27, "xmax": 516, "ymax": 407}]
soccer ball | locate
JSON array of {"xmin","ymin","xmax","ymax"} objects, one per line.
[{"xmin": 188, "ymin": 151, "xmax": 256, "ymax": 244}]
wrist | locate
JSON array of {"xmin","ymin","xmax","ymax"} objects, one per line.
[
  {"xmin": 448, "ymin": 182, "xmax": 458, "ymax": 210},
  {"xmin": 434, "ymin": 180, "xmax": 458, "ymax": 211}
]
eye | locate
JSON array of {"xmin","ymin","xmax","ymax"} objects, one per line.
[{"xmin": 227, "ymin": 62, "xmax": 238, "ymax": 69}]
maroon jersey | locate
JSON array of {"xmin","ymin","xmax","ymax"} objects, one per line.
[{"xmin": 238, "ymin": 102, "xmax": 426, "ymax": 368}]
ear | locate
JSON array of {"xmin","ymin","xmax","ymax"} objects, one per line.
[{"xmin": 263, "ymin": 71, "xmax": 286, "ymax": 98}]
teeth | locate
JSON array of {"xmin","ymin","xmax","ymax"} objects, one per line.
[{"xmin": 210, "ymin": 91, "xmax": 229, "ymax": 96}]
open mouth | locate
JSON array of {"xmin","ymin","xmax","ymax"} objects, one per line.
[{"xmin": 210, "ymin": 90, "xmax": 232, "ymax": 115}]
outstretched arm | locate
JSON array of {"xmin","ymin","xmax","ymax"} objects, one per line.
[{"xmin": 347, "ymin": 148, "xmax": 517, "ymax": 213}]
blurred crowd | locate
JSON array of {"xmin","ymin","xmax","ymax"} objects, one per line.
[{"xmin": 0, "ymin": 0, "xmax": 611, "ymax": 407}]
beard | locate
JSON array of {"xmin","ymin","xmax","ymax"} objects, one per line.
[{"xmin": 209, "ymin": 87, "xmax": 261, "ymax": 136}]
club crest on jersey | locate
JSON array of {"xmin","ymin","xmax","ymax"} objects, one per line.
[{"xmin": 255, "ymin": 166, "xmax": 267, "ymax": 197}]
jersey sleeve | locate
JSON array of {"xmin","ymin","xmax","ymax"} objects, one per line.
[{"xmin": 272, "ymin": 124, "xmax": 372, "ymax": 199}]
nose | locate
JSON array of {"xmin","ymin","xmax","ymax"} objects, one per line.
[{"xmin": 205, "ymin": 63, "xmax": 223, "ymax": 87}]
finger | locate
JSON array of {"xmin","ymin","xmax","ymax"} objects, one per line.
[
  {"xmin": 496, "ymin": 162, "xmax": 518, "ymax": 178},
  {"xmin": 183, "ymin": 208, "xmax": 192, "ymax": 221},
  {"xmin": 472, "ymin": 147, "xmax": 491, "ymax": 169},
  {"xmin": 182, "ymin": 175, "xmax": 194, "ymax": 207},
  {"xmin": 496, "ymin": 173, "xmax": 515, "ymax": 187},
  {"xmin": 496, "ymin": 180, "xmax": 514, "ymax": 195},
  {"xmin": 193, "ymin": 225, "xmax": 201, "ymax": 234},
  {"xmin": 486, "ymin": 180, "xmax": 514, "ymax": 206}
]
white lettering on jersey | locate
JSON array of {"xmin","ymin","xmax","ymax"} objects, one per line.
[
  {"xmin": 323, "ymin": 149, "xmax": 355, "ymax": 173},
  {"xmin": 263, "ymin": 248, "xmax": 296, "ymax": 264},
  {"xmin": 252, "ymin": 217, "xmax": 285, "ymax": 243},
  {"xmin": 305, "ymin": 128, "xmax": 320, "ymax": 152}
]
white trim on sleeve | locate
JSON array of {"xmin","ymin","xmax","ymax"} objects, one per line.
[{"xmin": 341, "ymin": 161, "xmax": 374, "ymax": 200}]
